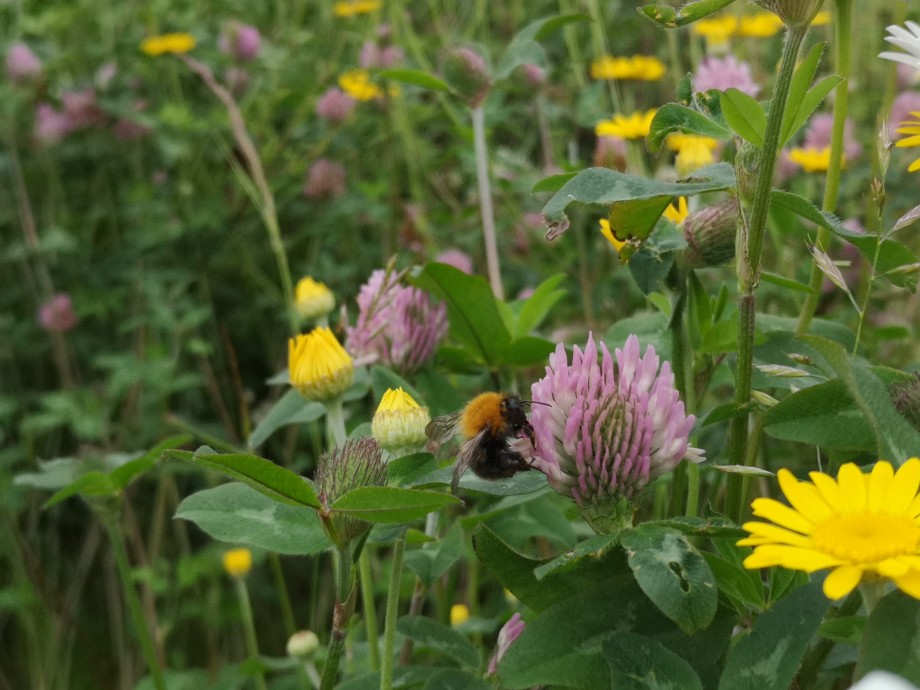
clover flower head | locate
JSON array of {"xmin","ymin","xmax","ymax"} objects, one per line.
[
  {"xmin": 435, "ymin": 249, "xmax": 473, "ymax": 275},
  {"xmin": 303, "ymin": 159, "xmax": 347, "ymax": 199},
  {"xmin": 6, "ymin": 42, "xmax": 42, "ymax": 84},
  {"xmin": 219, "ymin": 21, "xmax": 261, "ymax": 61},
  {"xmin": 529, "ymin": 334, "xmax": 703, "ymax": 532},
  {"xmin": 740, "ymin": 459, "xmax": 920, "ymax": 601},
  {"xmin": 694, "ymin": 55, "xmax": 760, "ymax": 97},
  {"xmin": 316, "ymin": 87, "xmax": 356, "ymax": 123},
  {"xmin": 38, "ymin": 293, "xmax": 77, "ymax": 332},
  {"xmin": 346, "ymin": 269, "xmax": 447, "ymax": 375},
  {"xmin": 487, "ymin": 613, "xmax": 526, "ymax": 675}
]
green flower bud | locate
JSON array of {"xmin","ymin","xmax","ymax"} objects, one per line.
[
  {"xmin": 443, "ymin": 47, "xmax": 491, "ymax": 108},
  {"xmin": 682, "ymin": 200, "xmax": 738, "ymax": 268},
  {"xmin": 752, "ymin": 0, "xmax": 825, "ymax": 30},
  {"xmin": 316, "ymin": 438, "xmax": 387, "ymax": 547},
  {"xmin": 892, "ymin": 373, "xmax": 920, "ymax": 433}
]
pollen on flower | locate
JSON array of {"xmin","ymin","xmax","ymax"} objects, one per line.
[{"xmin": 289, "ymin": 327, "xmax": 354, "ymax": 402}]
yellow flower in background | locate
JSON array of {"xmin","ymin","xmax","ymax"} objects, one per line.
[
  {"xmin": 789, "ymin": 146, "xmax": 834, "ymax": 173},
  {"xmin": 338, "ymin": 69, "xmax": 385, "ymax": 101},
  {"xmin": 599, "ymin": 219, "xmax": 627, "ymax": 253},
  {"xmin": 295, "ymin": 276, "xmax": 335, "ymax": 321},
  {"xmin": 333, "ymin": 0, "xmax": 381, "ymax": 17},
  {"xmin": 667, "ymin": 134, "xmax": 719, "ymax": 176},
  {"xmin": 595, "ymin": 109, "xmax": 657, "ymax": 140},
  {"xmin": 812, "ymin": 10, "xmax": 831, "ymax": 26},
  {"xmin": 450, "ymin": 604, "xmax": 470, "ymax": 626},
  {"xmin": 738, "ymin": 12, "xmax": 784, "ymax": 37},
  {"xmin": 140, "ymin": 32, "xmax": 196, "ymax": 56},
  {"xmin": 692, "ymin": 16, "xmax": 738, "ymax": 51},
  {"xmin": 223, "ymin": 548, "xmax": 252, "ymax": 578},
  {"xmin": 663, "ymin": 197, "xmax": 689, "ymax": 226},
  {"xmin": 896, "ymin": 111, "xmax": 920, "ymax": 173},
  {"xmin": 289, "ymin": 327, "xmax": 354, "ymax": 402},
  {"xmin": 740, "ymin": 459, "xmax": 920, "ymax": 601},
  {"xmin": 590, "ymin": 55, "xmax": 666, "ymax": 81},
  {"xmin": 371, "ymin": 387, "xmax": 430, "ymax": 454}
]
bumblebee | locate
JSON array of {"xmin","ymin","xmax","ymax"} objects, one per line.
[{"xmin": 425, "ymin": 392, "xmax": 537, "ymax": 494}]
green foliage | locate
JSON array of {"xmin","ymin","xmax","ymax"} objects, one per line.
[
  {"xmin": 637, "ymin": 0, "xmax": 738, "ymax": 28},
  {"xmin": 603, "ymin": 633, "xmax": 703, "ymax": 690},
  {"xmin": 396, "ymin": 616, "xmax": 480, "ymax": 668},
  {"xmin": 856, "ymin": 591, "xmax": 920, "ymax": 683}
]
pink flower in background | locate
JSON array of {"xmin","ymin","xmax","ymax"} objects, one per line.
[
  {"xmin": 346, "ymin": 269, "xmax": 448, "ymax": 375},
  {"xmin": 435, "ymin": 249, "xmax": 473, "ymax": 274},
  {"xmin": 803, "ymin": 113, "xmax": 862, "ymax": 161},
  {"xmin": 359, "ymin": 41, "xmax": 404, "ymax": 69},
  {"xmin": 62, "ymin": 88, "xmax": 105, "ymax": 129},
  {"xmin": 694, "ymin": 55, "xmax": 760, "ymax": 96},
  {"xmin": 487, "ymin": 613, "xmax": 525, "ymax": 675},
  {"xmin": 34, "ymin": 103, "xmax": 72, "ymax": 145},
  {"xmin": 38, "ymin": 294, "xmax": 77, "ymax": 332},
  {"xmin": 303, "ymin": 159, "xmax": 347, "ymax": 199},
  {"xmin": 316, "ymin": 87, "xmax": 356, "ymax": 123},
  {"xmin": 593, "ymin": 135, "xmax": 627, "ymax": 170},
  {"xmin": 522, "ymin": 63, "xmax": 547, "ymax": 87},
  {"xmin": 6, "ymin": 42, "xmax": 42, "ymax": 84},
  {"xmin": 114, "ymin": 100, "xmax": 151, "ymax": 141},
  {"xmin": 528, "ymin": 334, "xmax": 703, "ymax": 531},
  {"xmin": 891, "ymin": 92, "xmax": 920, "ymax": 136},
  {"xmin": 219, "ymin": 22, "xmax": 261, "ymax": 61}
]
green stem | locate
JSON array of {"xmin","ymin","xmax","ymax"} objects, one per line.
[
  {"xmin": 234, "ymin": 578, "xmax": 268, "ymax": 690},
  {"xmin": 727, "ymin": 27, "xmax": 807, "ymax": 522},
  {"xmin": 380, "ymin": 535, "xmax": 406, "ymax": 690},
  {"xmin": 320, "ymin": 546, "xmax": 354, "ymax": 690},
  {"xmin": 268, "ymin": 552, "xmax": 297, "ymax": 639},
  {"xmin": 686, "ymin": 463, "xmax": 700, "ymax": 518},
  {"xmin": 104, "ymin": 518, "xmax": 166, "ymax": 690},
  {"xmin": 358, "ymin": 549, "xmax": 381, "ymax": 671},
  {"xmin": 669, "ymin": 284, "xmax": 689, "ymax": 516},
  {"xmin": 325, "ymin": 397, "xmax": 347, "ymax": 448},
  {"xmin": 471, "ymin": 105, "xmax": 504, "ymax": 300},
  {"xmin": 796, "ymin": 0, "xmax": 853, "ymax": 335}
]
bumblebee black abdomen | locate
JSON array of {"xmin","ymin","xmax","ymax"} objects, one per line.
[{"xmin": 469, "ymin": 435, "xmax": 532, "ymax": 480}]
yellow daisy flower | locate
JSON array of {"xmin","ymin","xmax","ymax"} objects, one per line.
[
  {"xmin": 788, "ymin": 146, "xmax": 835, "ymax": 173},
  {"xmin": 338, "ymin": 69, "xmax": 385, "ymax": 101},
  {"xmin": 222, "ymin": 548, "xmax": 253, "ymax": 578},
  {"xmin": 692, "ymin": 16, "xmax": 738, "ymax": 51},
  {"xmin": 140, "ymin": 32, "xmax": 196, "ymax": 56},
  {"xmin": 289, "ymin": 327, "xmax": 354, "ymax": 402},
  {"xmin": 667, "ymin": 134, "xmax": 719, "ymax": 176},
  {"xmin": 896, "ymin": 111, "xmax": 920, "ymax": 173},
  {"xmin": 333, "ymin": 0, "xmax": 381, "ymax": 17},
  {"xmin": 738, "ymin": 12, "xmax": 784, "ymax": 38},
  {"xmin": 811, "ymin": 10, "xmax": 831, "ymax": 26},
  {"xmin": 595, "ymin": 109, "xmax": 657, "ymax": 140},
  {"xmin": 590, "ymin": 55, "xmax": 666, "ymax": 81},
  {"xmin": 739, "ymin": 459, "xmax": 920, "ymax": 601},
  {"xmin": 663, "ymin": 197, "xmax": 689, "ymax": 226}
]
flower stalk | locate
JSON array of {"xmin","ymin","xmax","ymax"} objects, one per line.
[
  {"xmin": 727, "ymin": 25, "xmax": 808, "ymax": 522},
  {"xmin": 797, "ymin": 0, "xmax": 854, "ymax": 334},
  {"xmin": 471, "ymin": 104, "xmax": 505, "ymax": 300},
  {"xmin": 320, "ymin": 545, "xmax": 356, "ymax": 690},
  {"xmin": 234, "ymin": 576, "xmax": 268, "ymax": 690},
  {"xmin": 380, "ymin": 534, "xmax": 406, "ymax": 690}
]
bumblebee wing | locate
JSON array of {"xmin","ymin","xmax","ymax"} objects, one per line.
[
  {"xmin": 451, "ymin": 428, "xmax": 489, "ymax": 494},
  {"xmin": 425, "ymin": 412, "xmax": 462, "ymax": 445}
]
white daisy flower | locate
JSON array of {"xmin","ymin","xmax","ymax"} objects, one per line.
[{"xmin": 880, "ymin": 21, "xmax": 920, "ymax": 69}]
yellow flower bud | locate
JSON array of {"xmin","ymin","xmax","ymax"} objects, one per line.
[
  {"xmin": 450, "ymin": 603, "xmax": 470, "ymax": 626},
  {"xmin": 289, "ymin": 328, "xmax": 354, "ymax": 402},
  {"xmin": 222, "ymin": 548, "xmax": 252, "ymax": 578},
  {"xmin": 286, "ymin": 630, "xmax": 320, "ymax": 659},
  {"xmin": 295, "ymin": 276, "xmax": 335, "ymax": 321},
  {"xmin": 371, "ymin": 388, "xmax": 430, "ymax": 454}
]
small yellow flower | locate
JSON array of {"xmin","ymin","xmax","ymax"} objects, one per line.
[
  {"xmin": 289, "ymin": 327, "xmax": 355, "ymax": 402},
  {"xmin": 599, "ymin": 219, "xmax": 627, "ymax": 253},
  {"xmin": 812, "ymin": 10, "xmax": 831, "ymax": 26},
  {"xmin": 789, "ymin": 146, "xmax": 834, "ymax": 173},
  {"xmin": 140, "ymin": 32, "xmax": 196, "ymax": 56},
  {"xmin": 740, "ymin": 459, "xmax": 920, "ymax": 600},
  {"xmin": 590, "ymin": 55, "xmax": 666, "ymax": 81},
  {"xmin": 333, "ymin": 0, "xmax": 381, "ymax": 17},
  {"xmin": 595, "ymin": 109, "xmax": 657, "ymax": 140},
  {"xmin": 223, "ymin": 548, "xmax": 252, "ymax": 578},
  {"xmin": 663, "ymin": 197, "xmax": 689, "ymax": 226},
  {"xmin": 692, "ymin": 16, "xmax": 738, "ymax": 51},
  {"xmin": 896, "ymin": 111, "xmax": 920, "ymax": 173},
  {"xmin": 737, "ymin": 12, "xmax": 784, "ymax": 38},
  {"xmin": 295, "ymin": 276, "xmax": 335, "ymax": 321},
  {"xmin": 371, "ymin": 387, "xmax": 430, "ymax": 454},
  {"xmin": 667, "ymin": 134, "xmax": 719, "ymax": 176},
  {"xmin": 450, "ymin": 604, "xmax": 470, "ymax": 626},
  {"xmin": 338, "ymin": 69, "xmax": 385, "ymax": 101}
]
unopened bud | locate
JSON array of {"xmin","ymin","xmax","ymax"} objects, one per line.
[
  {"xmin": 316, "ymin": 438, "xmax": 387, "ymax": 547},
  {"xmin": 752, "ymin": 0, "xmax": 824, "ymax": 29},
  {"xmin": 751, "ymin": 390, "xmax": 779, "ymax": 408},
  {"xmin": 756, "ymin": 364, "xmax": 811, "ymax": 378},
  {"xmin": 735, "ymin": 141, "xmax": 760, "ymax": 203},
  {"xmin": 443, "ymin": 47, "xmax": 491, "ymax": 107},
  {"xmin": 287, "ymin": 630, "xmax": 320, "ymax": 659},
  {"xmin": 892, "ymin": 374, "xmax": 920, "ymax": 433},
  {"xmin": 682, "ymin": 200, "xmax": 738, "ymax": 267}
]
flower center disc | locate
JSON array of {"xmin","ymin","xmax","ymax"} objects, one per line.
[{"xmin": 811, "ymin": 514, "xmax": 920, "ymax": 563}]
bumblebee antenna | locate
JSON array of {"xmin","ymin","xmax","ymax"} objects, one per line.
[{"xmin": 521, "ymin": 400, "xmax": 550, "ymax": 407}]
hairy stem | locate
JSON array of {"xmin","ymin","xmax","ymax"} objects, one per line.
[
  {"xmin": 358, "ymin": 549, "xmax": 380, "ymax": 671},
  {"xmin": 380, "ymin": 535, "xmax": 406, "ymax": 690},
  {"xmin": 234, "ymin": 577, "xmax": 268, "ymax": 690},
  {"xmin": 319, "ymin": 546, "xmax": 354, "ymax": 690},
  {"xmin": 471, "ymin": 105, "xmax": 505, "ymax": 300}
]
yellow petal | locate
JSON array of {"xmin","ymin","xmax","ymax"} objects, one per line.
[
  {"xmin": 893, "ymin": 570, "xmax": 920, "ymax": 599},
  {"xmin": 836, "ymin": 463, "xmax": 867, "ymax": 511},
  {"xmin": 823, "ymin": 565, "xmax": 863, "ymax": 600},
  {"xmin": 741, "ymin": 521, "xmax": 813, "ymax": 547},
  {"xmin": 909, "ymin": 157, "xmax": 920, "ymax": 173},
  {"xmin": 868, "ymin": 460, "xmax": 894, "ymax": 512},
  {"xmin": 809, "ymin": 471, "xmax": 847, "ymax": 513},
  {"xmin": 779, "ymin": 472, "xmax": 833, "ymax": 524},
  {"xmin": 890, "ymin": 459, "xmax": 920, "ymax": 514},
  {"xmin": 875, "ymin": 558, "xmax": 910, "ymax": 578},
  {"xmin": 750, "ymin": 497, "xmax": 815, "ymax": 534},
  {"xmin": 743, "ymin": 545, "xmax": 841, "ymax": 572},
  {"xmin": 896, "ymin": 134, "xmax": 920, "ymax": 147}
]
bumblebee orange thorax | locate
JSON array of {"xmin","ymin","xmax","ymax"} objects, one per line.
[{"xmin": 460, "ymin": 392, "xmax": 506, "ymax": 438}]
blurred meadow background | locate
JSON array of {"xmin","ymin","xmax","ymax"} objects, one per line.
[{"xmin": 4, "ymin": 0, "xmax": 920, "ymax": 689}]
